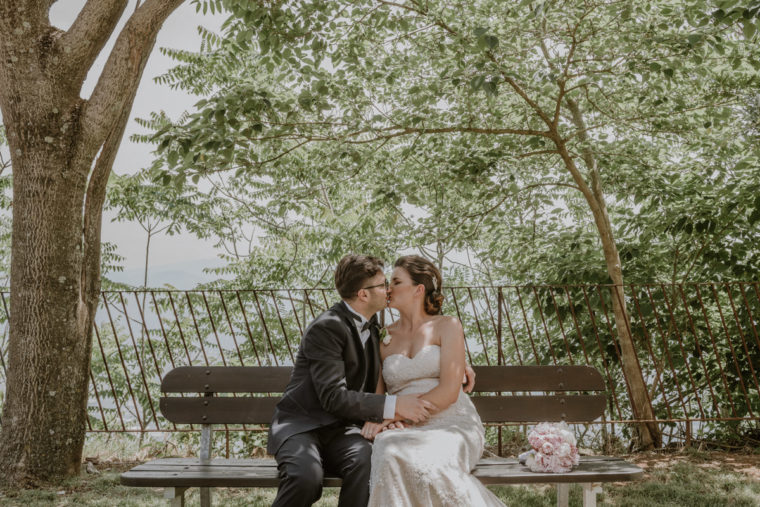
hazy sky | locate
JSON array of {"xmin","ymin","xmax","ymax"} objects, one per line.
[{"xmin": 50, "ymin": 1, "xmax": 226, "ymax": 273}]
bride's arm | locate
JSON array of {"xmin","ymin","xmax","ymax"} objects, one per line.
[{"xmin": 419, "ymin": 317, "xmax": 466, "ymax": 413}]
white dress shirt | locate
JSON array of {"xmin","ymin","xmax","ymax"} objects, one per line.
[{"xmin": 344, "ymin": 301, "xmax": 396, "ymax": 419}]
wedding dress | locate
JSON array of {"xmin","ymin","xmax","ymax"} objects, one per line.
[{"xmin": 368, "ymin": 345, "xmax": 506, "ymax": 506}]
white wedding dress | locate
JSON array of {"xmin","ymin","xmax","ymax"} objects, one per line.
[{"xmin": 368, "ymin": 345, "xmax": 506, "ymax": 506}]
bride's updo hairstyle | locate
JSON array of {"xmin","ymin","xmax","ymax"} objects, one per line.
[{"xmin": 394, "ymin": 255, "xmax": 444, "ymax": 315}]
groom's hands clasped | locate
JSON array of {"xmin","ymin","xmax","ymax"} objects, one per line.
[{"xmin": 395, "ymin": 394, "xmax": 436, "ymax": 423}]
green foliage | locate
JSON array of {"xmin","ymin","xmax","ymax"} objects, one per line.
[
  {"xmin": 136, "ymin": 0, "xmax": 760, "ymax": 289},
  {"xmin": 78, "ymin": 0, "xmax": 760, "ymax": 444}
]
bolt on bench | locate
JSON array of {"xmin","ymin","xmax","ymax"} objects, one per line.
[{"xmin": 121, "ymin": 365, "xmax": 643, "ymax": 506}]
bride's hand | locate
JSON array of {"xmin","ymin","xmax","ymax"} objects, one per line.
[
  {"xmin": 462, "ymin": 364, "xmax": 476, "ymax": 393},
  {"xmin": 382, "ymin": 421, "xmax": 407, "ymax": 431},
  {"xmin": 361, "ymin": 420, "xmax": 392, "ymax": 440}
]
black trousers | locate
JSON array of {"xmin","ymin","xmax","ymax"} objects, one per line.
[{"xmin": 272, "ymin": 424, "xmax": 372, "ymax": 507}]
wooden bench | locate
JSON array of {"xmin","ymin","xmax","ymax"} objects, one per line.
[{"xmin": 121, "ymin": 365, "xmax": 643, "ymax": 506}]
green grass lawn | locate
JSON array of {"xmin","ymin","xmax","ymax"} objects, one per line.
[{"xmin": 1, "ymin": 451, "xmax": 758, "ymax": 506}]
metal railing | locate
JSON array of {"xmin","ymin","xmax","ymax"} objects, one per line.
[{"xmin": 0, "ymin": 282, "xmax": 758, "ymax": 448}]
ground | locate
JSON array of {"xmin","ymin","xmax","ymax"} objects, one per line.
[
  {"xmin": 0, "ymin": 448, "xmax": 758, "ymax": 506},
  {"xmin": 631, "ymin": 449, "xmax": 760, "ymax": 482}
]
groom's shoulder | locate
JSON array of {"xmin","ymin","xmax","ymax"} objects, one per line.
[{"xmin": 305, "ymin": 303, "xmax": 350, "ymax": 333}]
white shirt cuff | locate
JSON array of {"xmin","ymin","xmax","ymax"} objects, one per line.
[{"xmin": 383, "ymin": 395, "xmax": 397, "ymax": 420}]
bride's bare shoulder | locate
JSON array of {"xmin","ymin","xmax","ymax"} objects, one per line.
[{"xmin": 431, "ymin": 314, "xmax": 463, "ymax": 331}]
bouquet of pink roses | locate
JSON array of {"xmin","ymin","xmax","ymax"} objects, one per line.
[{"xmin": 520, "ymin": 422, "xmax": 580, "ymax": 473}]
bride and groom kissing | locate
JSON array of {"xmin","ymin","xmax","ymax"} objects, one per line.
[{"xmin": 268, "ymin": 254, "xmax": 506, "ymax": 506}]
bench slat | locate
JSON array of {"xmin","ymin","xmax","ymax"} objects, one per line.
[
  {"xmin": 472, "ymin": 457, "xmax": 644, "ymax": 484},
  {"xmin": 471, "ymin": 365, "xmax": 605, "ymax": 392},
  {"xmin": 161, "ymin": 394, "xmax": 606, "ymax": 424},
  {"xmin": 161, "ymin": 366, "xmax": 293, "ymax": 393},
  {"xmin": 160, "ymin": 365, "xmax": 606, "ymax": 393},
  {"xmin": 119, "ymin": 457, "xmax": 643, "ymax": 488},
  {"xmin": 473, "ymin": 395, "xmax": 607, "ymax": 422},
  {"xmin": 160, "ymin": 397, "xmax": 279, "ymax": 424}
]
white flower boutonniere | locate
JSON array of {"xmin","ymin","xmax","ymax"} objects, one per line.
[{"xmin": 380, "ymin": 327, "xmax": 391, "ymax": 346}]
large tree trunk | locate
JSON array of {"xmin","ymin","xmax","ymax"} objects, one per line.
[
  {"xmin": 0, "ymin": 0, "xmax": 184, "ymax": 484},
  {"xmin": 3, "ymin": 135, "xmax": 94, "ymax": 481}
]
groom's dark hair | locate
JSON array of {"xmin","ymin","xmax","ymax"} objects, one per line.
[{"xmin": 335, "ymin": 254, "xmax": 385, "ymax": 300}]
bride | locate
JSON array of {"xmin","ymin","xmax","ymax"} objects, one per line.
[{"xmin": 361, "ymin": 255, "xmax": 505, "ymax": 506}]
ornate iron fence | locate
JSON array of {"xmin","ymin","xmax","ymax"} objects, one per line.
[{"xmin": 0, "ymin": 283, "xmax": 758, "ymax": 450}]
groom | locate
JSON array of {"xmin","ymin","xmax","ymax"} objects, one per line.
[{"xmin": 268, "ymin": 254, "xmax": 465, "ymax": 507}]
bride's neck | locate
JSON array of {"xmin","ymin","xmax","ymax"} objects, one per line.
[{"xmin": 396, "ymin": 305, "xmax": 428, "ymax": 331}]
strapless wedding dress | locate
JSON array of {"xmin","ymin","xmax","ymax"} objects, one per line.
[{"xmin": 368, "ymin": 345, "xmax": 505, "ymax": 506}]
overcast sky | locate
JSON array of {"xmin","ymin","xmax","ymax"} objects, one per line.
[{"xmin": 50, "ymin": 1, "xmax": 226, "ymax": 276}]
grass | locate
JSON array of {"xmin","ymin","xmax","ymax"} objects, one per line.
[{"xmin": 1, "ymin": 451, "xmax": 759, "ymax": 506}]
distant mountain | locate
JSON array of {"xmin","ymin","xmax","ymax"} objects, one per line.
[{"xmin": 106, "ymin": 257, "xmax": 229, "ymax": 289}]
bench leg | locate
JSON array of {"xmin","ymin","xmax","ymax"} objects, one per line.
[
  {"xmin": 163, "ymin": 487, "xmax": 187, "ymax": 507},
  {"xmin": 582, "ymin": 483, "xmax": 602, "ymax": 507},
  {"xmin": 556, "ymin": 483, "xmax": 569, "ymax": 507},
  {"xmin": 200, "ymin": 487, "xmax": 212, "ymax": 507},
  {"xmin": 199, "ymin": 423, "xmax": 213, "ymax": 506}
]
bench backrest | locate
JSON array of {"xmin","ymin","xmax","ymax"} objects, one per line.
[{"xmin": 160, "ymin": 365, "xmax": 607, "ymax": 425}]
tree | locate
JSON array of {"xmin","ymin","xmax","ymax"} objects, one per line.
[
  {"xmin": 146, "ymin": 0, "xmax": 760, "ymax": 448},
  {"xmin": 0, "ymin": 0, "xmax": 185, "ymax": 483},
  {"xmin": 106, "ymin": 169, "xmax": 207, "ymax": 289}
]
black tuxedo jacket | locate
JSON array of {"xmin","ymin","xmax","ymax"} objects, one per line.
[{"xmin": 267, "ymin": 301, "xmax": 386, "ymax": 455}]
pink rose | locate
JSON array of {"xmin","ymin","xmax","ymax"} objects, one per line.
[{"xmin": 526, "ymin": 422, "xmax": 580, "ymax": 473}]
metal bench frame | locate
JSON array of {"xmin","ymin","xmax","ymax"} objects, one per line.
[{"xmin": 121, "ymin": 365, "xmax": 643, "ymax": 506}]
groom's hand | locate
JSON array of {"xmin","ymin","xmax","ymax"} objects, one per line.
[
  {"xmin": 395, "ymin": 394, "xmax": 436, "ymax": 423},
  {"xmin": 361, "ymin": 420, "xmax": 391, "ymax": 440}
]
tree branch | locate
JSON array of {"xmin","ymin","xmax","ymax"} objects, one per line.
[
  {"xmin": 81, "ymin": 0, "xmax": 184, "ymax": 154},
  {"xmin": 516, "ymin": 149, "xmax": 561, "ymax": 159},
  {"xmin": 80, "ymin": 0, "xmax": 183, "ymax": 302},
  {"xmin": 81, "ymin": 94, "xmax": 132, "ymax": 305},
  {"xmin": 59, "ymin": 0, "xmax": 129, "ymax": 83}
]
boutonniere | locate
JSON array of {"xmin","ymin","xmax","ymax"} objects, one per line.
[{"xmin": 379, "ymin": 327, "xmax": 391, "ymax": 346}]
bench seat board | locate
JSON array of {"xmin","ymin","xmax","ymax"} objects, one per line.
[{"xmin": 120, "ymin": 456, "xmax": 643, "ymax": 488}]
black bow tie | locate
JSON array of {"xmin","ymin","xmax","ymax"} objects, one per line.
[{"xmin": 356, "ymin": 319, "xmax": 370, "ymax": 333}]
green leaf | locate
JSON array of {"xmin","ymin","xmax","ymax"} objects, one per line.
[
  {"xmin": 470, "ymin": 75, "xmax": 485, "ymax": 91},
  {"xmin": 742, "ymin": 19, "xmax": 756, "ymax": 39},
  {"xmin": 167, "ymin": 151, "xmax": 179, "ymax": 168},
  {"xmin": 474, "ymin": 27, "xmax": 488, "ymax": 37}
]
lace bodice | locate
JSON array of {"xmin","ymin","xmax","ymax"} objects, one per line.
[{"xmin": 382, "ymin": 344, "xmax": 442, "ymax": 395}]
